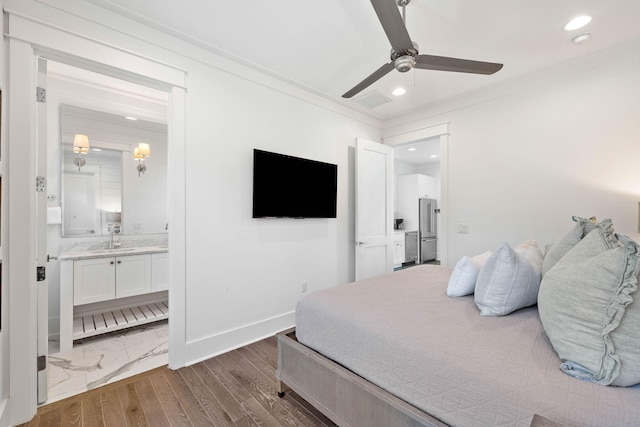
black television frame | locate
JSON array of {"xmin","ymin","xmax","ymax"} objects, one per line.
[{"xmin": 252, "ymin": 149, "xmax": 338, "ymax": 219}]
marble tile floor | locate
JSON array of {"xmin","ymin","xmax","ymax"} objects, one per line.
[{"xmin": 44, "ymin": 320, "xmax": 168, "ymax": 405}]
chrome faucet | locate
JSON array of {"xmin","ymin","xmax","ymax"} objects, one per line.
[{"xmin": 107, "ymin": 223, "xmax": 121, "ymax": 249}]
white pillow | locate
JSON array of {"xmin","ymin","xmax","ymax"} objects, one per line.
[
  {"xmin": 515, "ymin": 239, "xmax": 544, "ymax": 273},
  {"xmin": 447, "ymin": 251, "xmax": 492, "ymax": 297},
  {"xmin": 474, "ymin": 240, "xmax": 543, "ymax": 316}
]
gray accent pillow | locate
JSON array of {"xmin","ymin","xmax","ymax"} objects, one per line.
[
  {"xmin": 474, "ymin": 241, "xmax": 542, "ymax": 316},
  {"xmin": 538, "ymin": 221, "xmax": 640, "ymax": 386},
  {"xmin": 541, "ymin": 216, "xmax": 598, "ymax": 277}
]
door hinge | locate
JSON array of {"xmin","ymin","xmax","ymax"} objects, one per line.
[
  {"xmin": 36, "ymin": 86, "xmax": 46, "ymax": 103},
  {"xmin": 37, "ymin": 355, "xmax": 46, "ymax": 372},
  {"xmin": 36, "ymin": 176, "xmax": 46, "ymax": 192}
]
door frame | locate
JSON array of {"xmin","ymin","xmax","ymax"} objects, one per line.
[
  {"xmin": 5, "ymin": 13, "xmax": 187, "ymax": 424},
  {"xmin": 383, "ymin": 123, "xmax": 449, "ymax": 267}
]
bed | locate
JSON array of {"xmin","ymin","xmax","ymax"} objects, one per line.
[{"xmin": 276, "ymin": 264, "xmax": 640, "ymax": 427}]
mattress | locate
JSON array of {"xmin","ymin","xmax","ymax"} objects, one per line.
[{"xmin": 295, "ymin": 264, "xmax": 640, "ymax": 427}]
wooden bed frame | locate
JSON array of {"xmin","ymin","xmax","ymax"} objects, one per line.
[{"xmin": 276, "ymin": 329, "xmax": 562, "ymax": 427}]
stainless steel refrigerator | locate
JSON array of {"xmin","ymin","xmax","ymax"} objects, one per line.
[{"xmin": 419, "ymin": 198, "xmax": 437, "ymax": 262}]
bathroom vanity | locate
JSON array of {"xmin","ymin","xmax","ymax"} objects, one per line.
[{"xmin": 59, "ymin": 245, "xmax": 168, "ymax": 352}]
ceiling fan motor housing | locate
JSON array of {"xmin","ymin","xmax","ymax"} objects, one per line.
[{"xmin": 391, "ymin": 41, "xmax": 419, "ymax": 72}]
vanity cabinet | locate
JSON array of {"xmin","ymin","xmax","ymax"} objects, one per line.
[
  {"xmin": 59, "ymin": 247, "xmax": 168, "ymax": 352},
  {"xmin": 73, "ymin": 254, "xmax": 151, "ymax": 304},
  {"xmin": 151, "ymin": 252, "xmax": 169, "ymax": 291}
]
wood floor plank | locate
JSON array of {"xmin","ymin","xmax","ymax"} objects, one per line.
[
  {"xmin": 203, "ymin": 357, "xmax": 253, "ymax": 404},
  {"xmin": 191, "ymin": 361, "xmax": 247, "ymax": 423},
  {"xmin": 147, "ymin": 370, "xmax": 192, "ymax": 427},
  {"xmin": 232, "ymin": 350, "xmax": 328, "ymax": 427},
  {"xmin": 163, "ymin": 369, "xmax": 215, "ymax": 427},
  {"xmin": 81, "ymin": 391, "xmax": 104, "ymax": 426},
  {"xmin": 21, "ymin": 335, "xmax": 336, "ymax": 427},
  {"xmin": 118, "ymin": 382, "xmax": 148, "ymax": 426},
  {"xmin": 99, "ymin": 389, "xmax": 126, "ymax": 427},
  {"xmin": 178, "ymin": 365, "xmax": 234, "ymax": 426},
  {"xmin": 134, "ymin": 377, "xmax": 171, "ymax": 427},
  {"xmin": 216, "ymin": 350, "xmax": 305, "ymax": 427},
  {"xmin": 241, "ymin": 397, "xmax": 281, "ymax": 427}
]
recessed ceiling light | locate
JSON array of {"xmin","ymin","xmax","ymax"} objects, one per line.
[
  {"xmin": 408, "ymin": 147, "xmax": 416, "ymax": 152},
  {"xmin": 572, "ymin": 33, "xmax": 592, "ymax": 44},
  {"xmin": 92, "ymin": 148, "xmax": 102, "ymax": 152},
  {"xmin": 392, "ymin": 87, "xmax": 406, "ymax": 96},
  {"xmin": 124, "ymin": 116, "xmax": 138, "ymax": 121},
  {"xmin": 564, "ymin": 16, "xmax": 591, "ymax": 31},
  {"xmin": 430, "ymin": 154, "xmax": 437, "ymax": 159}
]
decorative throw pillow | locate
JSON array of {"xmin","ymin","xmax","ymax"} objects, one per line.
[
  {"xmin": 541, "ymin": 216, "xmax": 598, "ymax": 277},
  {"xmin": 538, "ymin": 221, "xmax": 640, "ymax": 386},
  {"xmin": 474, "ymin": 241, "xmax": 542, "ymax": 316},
  {"xmin": 447, "ymin": 251, "xmax": 492, "ymax": 297}
]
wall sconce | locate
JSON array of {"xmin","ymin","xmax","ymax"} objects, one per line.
[
  {"xmin": 72, "ymin": 134, "xmax": 90, "ymax": 171},
  {"xmin": 134, "ymin": 142, "xmax": 151, "ymax": 176}
]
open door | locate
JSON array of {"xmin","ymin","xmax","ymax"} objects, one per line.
[
  {"xmin": 35, "ymin": 57, "xmax": 48, "ymax": 404},
  {"xmin": 355, "ymin": 138, "xmax": 394, "ymax": 280}
]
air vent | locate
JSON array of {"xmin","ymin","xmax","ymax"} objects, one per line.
[{"xmin": 353, "ymin": 91, "xmax": 392, "ymax": 109}]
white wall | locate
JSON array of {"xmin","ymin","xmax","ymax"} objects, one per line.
[
  {"xmin": 384, "ymin": 40, "xmax": 640, "ymax": 264},
  {"xmin": 4, "ymin": 0, "xmax": 381, "ymax": 378},
  {"xmin": 0, "ymin": 0, "xmax": 8, "ymax": 421}
]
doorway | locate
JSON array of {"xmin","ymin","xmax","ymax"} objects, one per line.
[
  {"xmin": 393, "ymin": 137, "xmax": 442, "ymax": 269},
  {"xmin": 42, "ymin": 60, "xmax": 170, "ymax": 404}
]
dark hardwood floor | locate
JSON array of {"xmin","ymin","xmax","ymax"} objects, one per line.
[{"xmin": 20, "ymin": 336, "xmax": 336, "ymax": 427}]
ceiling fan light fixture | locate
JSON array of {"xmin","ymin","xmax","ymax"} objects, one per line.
[
  {"xmin": 564, "ymin": 16, "xmax": 592, "ymax": 31},
  {"xmin": 395, "ymin": 55, "xmax": 416, "ymax": 72},
  {"xmin": 392, "ymin": 87, "xmax": 407, "ymax": 96}
]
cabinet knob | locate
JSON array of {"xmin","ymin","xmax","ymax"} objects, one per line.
[
  {"xmin": 117, "ymin": 260, "xmax": 122, "ymax": 264},
  {"xmin": 110, "ymin": 261, "xmax": 115, "ymax": 265}
]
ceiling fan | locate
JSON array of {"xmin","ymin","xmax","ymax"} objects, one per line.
[{"xmin": 342, "ymin": 0, "xmax": 503, "ymax": 98}]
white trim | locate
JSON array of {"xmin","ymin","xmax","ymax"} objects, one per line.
[
  {"xmin": 167, "ymin": 86, "xmax": 187, "ymax": 369},
  {"xmin": 382, "ymin": 123, "xmax": 450, "ymax": 267},
  {"xmin": 6, "ymin": 14, "xmax": 186, "ymax": 90},
  {"xmin": 7, "ymin": 36, "xmax": 39, "ymax": 425},
  {"xmin": 6, "ymin": 14, "xmax": 188, "ymax": 425}
]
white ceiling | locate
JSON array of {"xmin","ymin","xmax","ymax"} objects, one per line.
[{"xmin": 89, "ymin": 0, "xmax": 640, "ymax": 121}]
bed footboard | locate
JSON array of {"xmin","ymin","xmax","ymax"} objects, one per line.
[
  {"xmin": 276, "ymin": 328, "xmax": 447, "ymax": 427},
  {"xmin": 276, "ymin": 329, "xmax": 564, "ymax": 427}
]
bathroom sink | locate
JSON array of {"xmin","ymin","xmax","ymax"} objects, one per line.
[{"xmin": 91, "ymin": 248, "xmax": 136, "ymax": 254}]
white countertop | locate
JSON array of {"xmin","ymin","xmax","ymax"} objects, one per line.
[
  {"xmin": 59, "ymin": 245, "xmax": 168, "ymax": 261},
  {"xmin": 394, "ymin": 229, "xmax": 418, "ymax": 234}
]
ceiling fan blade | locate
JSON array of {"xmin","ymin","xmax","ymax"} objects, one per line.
[
  {"xmin": 342, "ymin": 62, "xmax": 395, "ymax": 98},
  {"xmin": 370, "ymin": 0, "xmax": 414, "ymax": 51},
  {"xmin": 415, "ymin": 54, "xmax": 503, "ymax": 74}
]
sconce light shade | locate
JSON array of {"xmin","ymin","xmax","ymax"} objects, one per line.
[
  {"xmin": 73, "ymin": 134, "xmax": 90, "ymax": 154},
  {"xmin": 137, "ymin": 143, "xmax": 151, "ymax": 158},
  {"xmin": 134, "ymin": 143, "xmax": 151, "ymax": 176}
]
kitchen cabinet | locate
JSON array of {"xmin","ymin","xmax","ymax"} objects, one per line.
[
  {"xmin": 397, "ymin": 174, "xmax": 436, "ymax": 232},
  {"xmin": 393, "ymin": 232, "xmax": 405, "ymax": 267}
]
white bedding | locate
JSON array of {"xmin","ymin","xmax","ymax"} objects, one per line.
[{"xmin": 295, "ymin": 265, "xmax": 640, "ymax": 427}]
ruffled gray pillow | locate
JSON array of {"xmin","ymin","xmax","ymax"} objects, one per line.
[
  {"xmin": 541, "ymin": 216, "xmax": 598, "ymax": 277},
  {"xmin": 538, "ymin": 220, "xmax": 640, "ymax": 386}
]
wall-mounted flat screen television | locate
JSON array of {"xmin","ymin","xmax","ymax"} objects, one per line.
[{"xmin": 253, "ymin": 149, "xmax": 337, "ymax": 218}]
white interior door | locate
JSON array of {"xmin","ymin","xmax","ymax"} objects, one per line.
[
  {"xmin": 36, "ymin": 57, "xmax": 49, "ymax": 404},
  {"xmin": 355, "ymin": 138, "xmax": 394, "ymax": 281}
]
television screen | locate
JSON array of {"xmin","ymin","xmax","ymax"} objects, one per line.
[{"xmin": 253, "ymin": 149, "xmax": 337, "ymax": 218}]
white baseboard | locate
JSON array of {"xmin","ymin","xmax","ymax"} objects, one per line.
[{"xmin": 170, "ymin": 311, "xmax": 295, "ymax": 369}]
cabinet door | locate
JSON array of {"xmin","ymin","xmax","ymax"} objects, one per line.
[
  {"xmin": 74, "ymin": 257, "xmax": 116, "ymax": 305},
  {"xmin": 115, "ymin": 254, "xmax": 152, "ymax": 298},
  {"xmin": 151, "ymin": 253, "xmax": 169, "ymax": 291}
]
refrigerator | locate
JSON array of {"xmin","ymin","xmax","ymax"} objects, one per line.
[{"xmin": 419, "ymin": 198, "xmax": 437, "ymax": 262}]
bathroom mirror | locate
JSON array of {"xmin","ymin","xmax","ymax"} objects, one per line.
[{"xmin": 61, "ymin": 105, "xmax": 168, "ymax": 236}]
